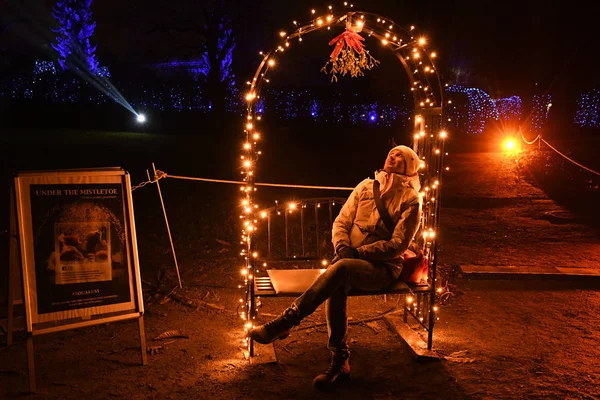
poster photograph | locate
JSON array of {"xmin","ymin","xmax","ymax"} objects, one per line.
[{"xmin": 14, "ymin": 169, "xmax": 143, "ymax": 331}]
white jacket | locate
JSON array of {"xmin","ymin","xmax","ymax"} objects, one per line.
[{"xmin": 332, "ymin": 173, "xmax": 421, "ymax": 278}]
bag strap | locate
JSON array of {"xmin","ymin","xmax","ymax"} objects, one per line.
[{"xmin": 372, "ymin": 180, "xmax": 395, "ymax": 234}]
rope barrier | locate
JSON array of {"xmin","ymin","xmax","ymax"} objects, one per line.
[
  {"xmin": 131, "ymin": 169, "xmax": 167, "ymax": 191},
  {"xmin": 520, "ymin": 131, "xmax": 600, "ymax": 177},
  {"xmin": 133, "ymin": 171, "xmax": 355, "ymax": 192},
  {"xmin": 130, "ymin": 164, "xmax": 354, "ymax": 292},
  {"xmin": 520, "ymin": 131, "xmax": 541, "ymax": 145},
  {"xmin": 256, "ymin": 182, "xmax": 354, "ymax": 191},
  {"xmin": 540, "ymin": 138, "xmax": 600, "ymax": 177}
]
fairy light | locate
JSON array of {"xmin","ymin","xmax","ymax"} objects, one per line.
[
  {"xmin": 446, "ymin": 85, "xmax": 498, "ymax": 134},
  {"xmin": 238, "ymin": 6, "xmax": 446, "ymax": 352},
  {"xmin": 574, "ymin": 89, "xmax": 600, "ymax": 127}
]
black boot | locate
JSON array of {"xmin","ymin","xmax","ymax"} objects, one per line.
[
  {"xmin": 313, "ymin": 350, "xmax": 350, "ymax": 391},
  {"xmin": 249, "ymin": 306, "xmax": 301, "ymax": 344}
]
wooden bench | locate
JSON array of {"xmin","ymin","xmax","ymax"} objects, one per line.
[{"xmin": 251, "ymin": 266, "xmax": 438, "ymax": 355}]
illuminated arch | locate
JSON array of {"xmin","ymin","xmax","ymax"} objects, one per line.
[{"xmin": 238, "ymin": 6, "xmax": 447, "ymax": 352}]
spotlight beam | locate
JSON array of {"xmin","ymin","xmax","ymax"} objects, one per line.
[{"xmin": 7, "ymin": 1, "xmax": 139, "ymax": 117}]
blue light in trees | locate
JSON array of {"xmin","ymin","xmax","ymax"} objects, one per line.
[
  {"xmin": 11, "ymin": 67, "xmax": 589, "ymax": 132},
  {"xmin": 51, "ymin": 0, "xmax": 99, "ymax": 74},
  {"xmin": 531, "ymin": 94, "xmax": 552, "ymax": 131},
  {"xmin": 96, "ymin": 66, "xmax": 111, "ymax": 79},
  {"xmin": 310, "ymin": 100, "xmax": 319, "ymax": 118},
  {"xmin": 151, "ymin": 60, "xmax": 210, "ymax": 81},
  {"xmin": 368, "ymin": 110, "xmax": 377, "ymax": 122},
  {"xmin": 573, "ymin": 89, "xmax": 599, "ymax": 128},
  {"xmin": 494, "ymin": 96, "xmax": 522, "ymax": 120},
  {"xmin": 256, "ymin": 98, "xmax": 265, "ymax": 115},
  {"xmin": 217, "ymin": 25, "xmax": 235, "ymax": 87},
  {"xmin": 446, "ymin": 85, "xmax": 499, "ymax": 134},
  {"xmin": 33, "ymin": 60, "xmax": 57, "ymax": 76}
]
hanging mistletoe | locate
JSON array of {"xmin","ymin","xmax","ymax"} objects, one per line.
[{"xmin": 321, "ymin": 27, "xmax": 380, "ymax": 82}]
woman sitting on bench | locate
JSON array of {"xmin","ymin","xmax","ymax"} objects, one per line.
[{"xmin": 249, "ymin": 145, "xmax": 422, "ymax": 391}]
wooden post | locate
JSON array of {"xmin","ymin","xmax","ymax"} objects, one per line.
[
  {"xmin": 151, "ymin": 165, "xmax": 182, "ymax": 288},
  {"xmin": 267, "ymin": 212, "xmax": 271, "ymax": 258},
  {"xmin": 300, "ymin": 207, "xmax": 305, "ymax": 257},
  {"xmin": 138, "ymin": 316, "xmax": 148, "ymax": 365},
  {"xmin": 26, "ymin": 335, "xmax": 36, "ymax": 393},
  {"xmin": 284, "ymin": 211, "xmax": 289, "ymax": 258},
  {"xmin": 7, "ymin": 185, "xmax": 22, "ymax": 347},
  {"xmin": 427, "ymin": 243, "xmax": 438, "ymax": 350},
  {"xmin": 403, "ymin": 295, "xmax": 409, "ymax": 324},
  {"xmin": 7, "ymin": 256, "xmax": 15, "ymax": 347},
  {"xmin": 315, "ymin": 204, "xmax": 320, "ymax": 258}
]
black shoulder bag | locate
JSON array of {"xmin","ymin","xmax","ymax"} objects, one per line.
[{"xmin": 372, "ymin": 180, "xmax": 395, "ymax": 235}]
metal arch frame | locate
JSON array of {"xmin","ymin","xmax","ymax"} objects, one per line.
[
  {"xmin": 242, "ymin": 9, "xmax": 446, "ymax": 355},
  {"xmin": 246, "ymin": 11, "xmax": 444, "ymax": 116}
]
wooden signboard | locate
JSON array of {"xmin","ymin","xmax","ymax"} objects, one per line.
[{"xmin": 8, "ymin": 167, "xmax": 147, "ymax": 392}]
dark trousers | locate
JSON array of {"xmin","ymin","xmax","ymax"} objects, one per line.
[{"xmin": 292, "ymin": 258, "xmax": 394, "ymax": 352}]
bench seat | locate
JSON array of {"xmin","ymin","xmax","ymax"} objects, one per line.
[{"xmin": 254, "ymin": 269, "xmax": 431, "ymax": 297}]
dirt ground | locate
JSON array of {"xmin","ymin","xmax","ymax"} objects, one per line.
[{"xmin": 2, "ymin": 146, "xmax": 600, "ymax": 399}]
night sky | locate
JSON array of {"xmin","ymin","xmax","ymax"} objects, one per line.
[{"xmin": 1, "ymin": 0, "xmax": 598, "ymax": 97}]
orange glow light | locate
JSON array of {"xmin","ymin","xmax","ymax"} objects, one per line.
[{"xmin": 502, "ymin": 137, "xmax": 520, "ymax": 152}]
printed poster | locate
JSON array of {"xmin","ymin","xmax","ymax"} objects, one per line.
[{"xmin": 28, "ymin": 183, "xmax": 132, "ymax": 315}]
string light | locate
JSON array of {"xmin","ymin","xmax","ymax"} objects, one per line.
[
  {"xmin": 531, "ymin": 94, "xmax": 552, "ymax": 131},
  {"xmin": 445, "ymin": 85, "xmax": 498, "ymax": 134},
  {"xmin": 495, "ymin": 96, "xmax": 523, "ymax": 121},
  {"xmin": 574, "ymin": 89, "xmax": 600, "ymax": 127},
  {"xmin": 236, "ymin": 6, "xmax": 448, "ymax": 352}
]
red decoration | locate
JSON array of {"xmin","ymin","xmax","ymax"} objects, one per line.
[
  {"xmin": 321, "ymin": 25, "xmax": 379, "ymax": 82},
  {"xmin": 328, "ymin": 29, "xmax": 366, "ymax": 60}
]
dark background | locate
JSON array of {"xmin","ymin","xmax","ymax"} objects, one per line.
[{"xmin": 1, "ymin": 0, "xmax": 598, "ymax": 96}]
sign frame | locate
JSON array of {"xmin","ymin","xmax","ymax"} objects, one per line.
[
  {"xmin": 13, "ymin": 167, "xmax": 145, "ymax": 335},
  {"xmin": 10, "ymin": 167, "xmax": 147, "ymax": 393}
]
